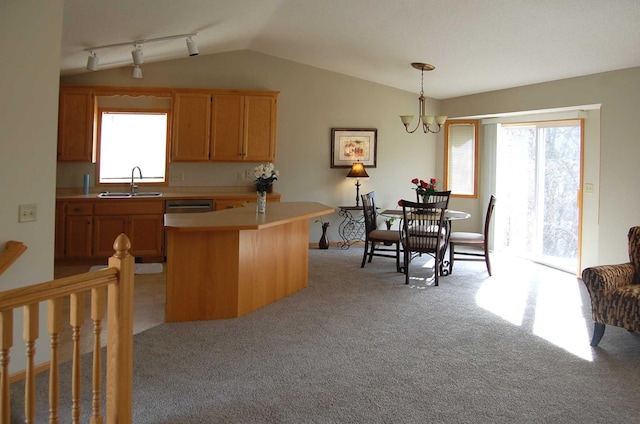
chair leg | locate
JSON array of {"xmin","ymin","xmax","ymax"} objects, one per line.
[
  {"xmin": 368, "ymin": 242, "xmax": 375, "ymax": 263},
  {"xmin": 404, "ymin": 249, "xmax": 410, "ymax": 284},
  {"xmin": 395, "ymin": 242, "xmax": 401, "ymax": 272},
  {"xmin": 591, "ymin": 322, "xmax": 605, "ymax": 347},
  {"xmin": 361, "ymin": 241, "xmax": 369, "ymax": 268},
  {"xmin": 449, "ymin": 243, "xmax": 455, "ymax": 274},
  {"xmin": 484, "ymin": 241, "xmax": 492, "ymax": 276}
]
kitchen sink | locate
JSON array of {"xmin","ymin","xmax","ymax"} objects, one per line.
[{"xmin": 97, "ymin": 192, "xmax": 163, "ymax": 198}]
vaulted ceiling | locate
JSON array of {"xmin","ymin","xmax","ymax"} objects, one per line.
[{"xmin": 61, "ymin": 0, "xmax": 640, "ymax": 99}]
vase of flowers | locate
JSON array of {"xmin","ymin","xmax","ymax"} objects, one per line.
[
  {"xmin": 254, "ymin": 163, "xmax": 279, "ymax": 214},
  {"xmin": 411, "ymin": 177, "xmax": 439, "ymax": 202}
]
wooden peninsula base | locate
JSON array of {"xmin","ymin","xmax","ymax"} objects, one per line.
[{"xmin": 164, "ymin": 202, "xmax": 334, "ymax": 322}]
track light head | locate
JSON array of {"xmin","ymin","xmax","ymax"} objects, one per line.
[
  {"xmin": 86, "ymin": 52, "xmax": 98, "ymax": 71},
  {"xmin": 132, "ymin": 65, "xmax": 143, "ymax": 79},
  {"xmin": 131, "ymin": 44, "xmax": 144, "ymax": 65},
  {"xmin": 186, "ymin": 37, "xmax": 199, "ymax": 56}
]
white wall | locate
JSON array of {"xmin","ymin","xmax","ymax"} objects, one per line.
[
  {"xmin": 442, "ymin": 67, "xmax": 640, "ymax": 268},
  {"xmin": 59, "ymin": 50, "xmax": 444, "ymax": 242},
  {"xmin": 0, "ymin": 0, "xmax": 64, "ymax": 371}
]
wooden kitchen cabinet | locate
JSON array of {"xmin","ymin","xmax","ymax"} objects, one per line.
[
  {"xmin": 171, "ymin": 92, "xmax": 212, "ymax": 161},
  {"xmin": 172, "ymin": 91, "xmax": 278, "ymax": 162},
  {"xmin": 64, "ymin": 202, "xmax": 93, "ymax": 258},
  {"xmin": 93, "ymin": 201, "xmax": 164, "ymax": 258},
  {"xmin": 57, "ymin": 87, "xmax": 95, "ymax": 161}
]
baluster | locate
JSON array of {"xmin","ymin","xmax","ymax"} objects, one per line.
[
  {"xmin": 48, "ymin": 298, "xmax": 63, "ymax": 424},
  {"xmin": 0, "ymin": 310, "xmax": 13, "ymax": 424},
  {"xmin": 24, "ymin": 303, "xmax": 39, "ymax": 423},
  {"xmin": 90, "ymin": 287, "xmax": 105, "ymax": 424},
  {"xmin": 70, "ymin": 292, "xmax": 85, "ymax": 424}
]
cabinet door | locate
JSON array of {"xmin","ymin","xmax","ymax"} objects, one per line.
[
  {"xmin": 65, "ymin": 215, "xmax": 93, "ymax": 258},
  {"xmin": 128, "ymin": 215, "xmax": 164, "ymax": 256},
  {"xmin": 243, "ymin": 95, "xmax": 277, "ymax": 162},
  {"xmin": 172, "ymin": 93, "xmax": 211, "ymax": 161},
  {"xmin": 93, "ymin": 216, "xmax": 128, "ymax": 257},
  {"xmin": 57, "ymin": 88, "xmax": 95, "ymax": 161},
  {"xmin": 210, "ymin": 94, "xmax": 244, "ymax": 161}
]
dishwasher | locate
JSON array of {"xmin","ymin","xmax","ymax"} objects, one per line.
[{"xmin": 165, "ymin": 199, "xmax": 214, "ymax": 214}]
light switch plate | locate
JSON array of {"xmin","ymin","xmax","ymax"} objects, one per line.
[{"xmin": 19, "ymin": 204, "xmax": 37, "ymax": 223}]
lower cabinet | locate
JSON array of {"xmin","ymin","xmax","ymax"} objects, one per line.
[
  {"xmin": 93, "ymin": 214, "xmax": 164, "ymax": 257},
  {"xmin": 56, "ymin": 194, "xmax": 280, "ymax": 259},
  {"xmin": 93, "ymin": 201, "xmax": 164, "ymax": 258},
  {"xmin": 64, "ymin": 202, "xmax": 93, "ymax": 258}
]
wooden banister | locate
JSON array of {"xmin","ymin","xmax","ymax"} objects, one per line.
[
  {"xmin": 0, "ymin": 240, "xmax": 27, "ymax": 276},
  {"xmin": 0, "ymin": 234, "xmax": 134, "ymax": 424}
]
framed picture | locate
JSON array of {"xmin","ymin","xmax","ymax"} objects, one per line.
[{"xmin": 331, "ymin": 128, "xmax": 377, "ymax": 168}]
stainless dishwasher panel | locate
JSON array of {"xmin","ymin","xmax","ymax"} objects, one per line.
[{"xmin": 165, "ymin": 199, "xmax": 213, "ymax": 213}]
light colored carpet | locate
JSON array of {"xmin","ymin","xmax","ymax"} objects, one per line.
[
  {"xmin": 11, "ymin": 247, "xmax": 640, "ymax": 423},
  {"xmin": 88, "ymin": 262, "xmax": 163, "ymax": 274}
]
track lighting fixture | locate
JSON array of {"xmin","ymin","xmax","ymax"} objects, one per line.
[
  {"xmin": 86, "ymin": 51, "xmax": 98, "ymax": 71},
  {"xmin": 186, "ymin": 36, "xmax": 199, "ymax": 56},
  {"xmin": 131, "ymin": 44, "xmax": 144, "ymax": 66},
  {"xmin": 84, "ymin": 32, "xmax": 198, "ymax": 77}
]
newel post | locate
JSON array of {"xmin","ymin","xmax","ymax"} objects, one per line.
[{"xmin": 106, "ymin": 234, "xmax": 134, "ymax": 424}]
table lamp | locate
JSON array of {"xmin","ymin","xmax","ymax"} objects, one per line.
[{"xmin": 346, "ymin": 161, "xmax": 369, "ymax": 206}]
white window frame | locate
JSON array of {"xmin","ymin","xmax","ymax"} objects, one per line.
[{"xmin": 96, "ymin": 108, "xmax": 170, "ymax": 186}]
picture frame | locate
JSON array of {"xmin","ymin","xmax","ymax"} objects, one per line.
[{"xmin": 330, "ymin": 128, "xmax": 377, "ymax": 168}]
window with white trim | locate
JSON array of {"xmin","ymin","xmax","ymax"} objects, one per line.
[
  {"xmin": 97, "ymin": 110, "xmax": 169, "ymax": 184},
  {"xmin": 444, "ymin": 120, "xmax": 478, "ymax": 197}
]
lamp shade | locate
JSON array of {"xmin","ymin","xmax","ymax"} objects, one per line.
[
  {"xmin": 346, "ymin": 162, "xmax": 369, "ymax": 178},
  {"xmin": 132, "ymin": 66, "xmax": 143, "ymax": 79}
]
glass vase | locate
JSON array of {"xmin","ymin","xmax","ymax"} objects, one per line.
[{"xmin": 256, "ymin": 191, "xmax": 267, "ymax": 214}]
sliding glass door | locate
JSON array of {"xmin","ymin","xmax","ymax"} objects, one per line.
[{"xmin": 494, "ymin": 120, "xmax": 582, "ymax": 273}]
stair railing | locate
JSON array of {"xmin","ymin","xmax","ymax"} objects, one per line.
[{"xmin": 0, "ymin": 234, "xmax": 134, "ymax": 424}]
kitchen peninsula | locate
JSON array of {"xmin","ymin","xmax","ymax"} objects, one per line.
[{"xmin": 164, "ymin": 202, "xmax": 334, "ymax": 322}]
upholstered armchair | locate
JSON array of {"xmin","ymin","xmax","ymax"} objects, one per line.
[{"xmin": 581, "ymin": 227, "xmax": 640, "ymax": 346}]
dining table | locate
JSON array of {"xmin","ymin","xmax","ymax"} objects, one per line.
[{"xmin": 380, "ymin": 208, "xmax": 471, "ymax": 275}]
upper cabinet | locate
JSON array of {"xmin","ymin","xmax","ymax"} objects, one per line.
[
  {"xmin": 57, "ymin": 87, "xmax": 95, "ymax": 162},
  {"xmin": 57, "ymin": 85, "xmax": 278, "ymax": 163},
  {"xmin": 172, "ymin": 91, "xmax": 278, "ymax": 162}
]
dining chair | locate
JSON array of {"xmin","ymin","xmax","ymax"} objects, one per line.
[
  {"xmin": 399, "ymin": 199, "xmax": 448, "ymax": 285},
  {"xmin": 416, "ymin": 190, "xmax": 452, "ymax": 209},
  {"xmin": 448, "ymin": 195, "xmax": 497, "ymax": 276},
  {"xmin": 360, "ymin": 192, "xmax": 402, "ymax": 272}
]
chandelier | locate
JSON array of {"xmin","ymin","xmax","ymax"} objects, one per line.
[{"xmin": 399, "ymin": 62, "xmax": 447, "ymax": 134}]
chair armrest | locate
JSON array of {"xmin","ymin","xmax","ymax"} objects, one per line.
[{"xmin": 582, "ymin": 262, "xmax": 636, "ymax": 297}]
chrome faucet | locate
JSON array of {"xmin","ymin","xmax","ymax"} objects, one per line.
[{"xmin": 131, "ymin": 166, "xmax": 143, "ymax": 195}]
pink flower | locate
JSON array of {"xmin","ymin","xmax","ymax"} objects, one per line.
[{"xmin": 411, "ymin": 178, "xmax": 419, "ymax": 184}]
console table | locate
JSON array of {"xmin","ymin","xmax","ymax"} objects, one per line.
[{"xmin": 337, "ymin": 206, "xmax": 365, "ymax": 249}]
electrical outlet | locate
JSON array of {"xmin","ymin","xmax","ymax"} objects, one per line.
[
  {"xmin": 237, "ymin": 171, "xmax": 244, "ymax": 182},
  {"xmin": 171, "ymin": 172, "xmax": 184, "ymax": 182},
  {"xmin": 584, "ymin": 183, "xmax": 594, "ymax": 194},
  {"xmin": 19, "ymin": 204, "xmax": 37, "ymax": 223},
  {"xmin": 245, "ymin": 169, "xmax": 253, "ymax": 180}
]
